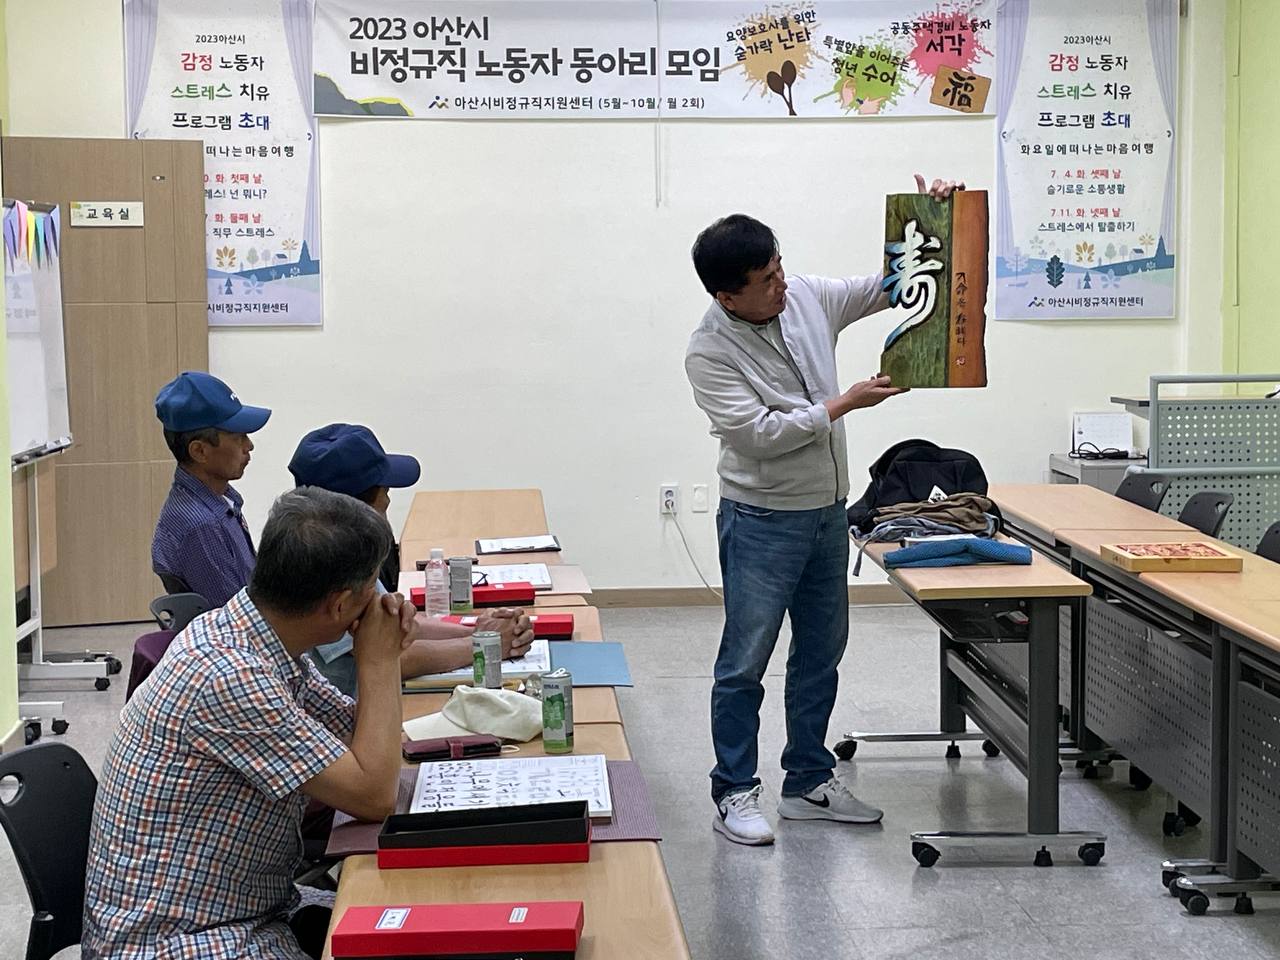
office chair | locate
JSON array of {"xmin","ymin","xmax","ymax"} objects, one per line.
[
  {"xmin": 0, "ymin": 742, "xmax": 97, "ymax": 960},
  {"xmin": 1177, "ymin": 491, "xmax": 1234, "ymax": 538},
  {"xmin": 149, "ymin": 592, "xmax": 210, "ymax": 633},
  {"xmin": 1114, "ymin": 471, "xmax": 1171, "ymax": 512},
  {"xmin": 126, "ymin": 630, "xmax": 177, "ymax": 702},
  {"xmin": 158, "ymin": 573, "xmax": 192, "ymax": 595},
  {"xmin": 1257, "ymin": 521, "xmax": 1280, "ymax": 563}
]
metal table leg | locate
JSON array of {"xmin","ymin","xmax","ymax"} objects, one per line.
[
  {"xmin": 910, "ymin": 598, "xmax": 1106, "ymax": 868},
  {"xmin": 835, "ymin": 628, "xmax": 994, "ymax": 761},
  {"xmin": 1170, "ymin": 638, "xmax": 1279, "ymax": 913}
]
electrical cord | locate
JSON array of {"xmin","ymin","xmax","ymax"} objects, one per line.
[
  {"xmin": 1069, "ymin": 441, "xmax": 1143, "ymax": 461},
  {"xmin": 668, "ymin": 513, "xmax": 724, "ymax": 601}
]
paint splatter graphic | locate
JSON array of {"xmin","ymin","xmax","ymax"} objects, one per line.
[
  {"xmin": 906, "ymin": 2, "xmax": 992, "ymax": 79},
  {"xmin": 813, "ymin": 34, "xmax": 906, "ymax": 115},
  {"xmin": 727, "ymin": 5, "xmax": 821, "ymax": 115}
]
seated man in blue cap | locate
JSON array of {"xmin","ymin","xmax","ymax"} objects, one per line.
[
  {"xmin": 289, "ymin": 423, "xmax": 534, "ymax": 696},
  {"xmin": 152, "ymin": 371, "xmax": 272, "ymax": 607}
]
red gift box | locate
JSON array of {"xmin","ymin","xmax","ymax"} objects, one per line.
[
  {"xmin": 528, "ymin": 613, "xmax": 574, "ymax": 639},
  {"xmin": 473, "ymin": 582, "xmax": 536, "ymax": 606},
  {"xmin": 410, "ymin": 583, "xmax": 538, "ymax": 608},
  {"xmin": 331, "ymin": 901, "xmax": 584, "ymax": 959},
  {"xmin": 435, "ymin": 613, "xmax": 573, "ymax": 639}
]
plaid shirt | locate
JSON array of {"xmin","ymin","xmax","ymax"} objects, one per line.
[
  {"xmin": 152, "ymin": 467, "xmax": 257, "ymax": 607},
  {"xmin": 83, "ymin": 590, "xmax": 356, "ymax": 960}
]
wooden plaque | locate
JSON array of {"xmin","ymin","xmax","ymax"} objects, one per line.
[
  {"xmin": 1101, "ymin": 541, "xmax": 1244, "ymax": 573},
  {"xmin": 880, "ymin": 190, "xmax": 988, "ymax": 389}
]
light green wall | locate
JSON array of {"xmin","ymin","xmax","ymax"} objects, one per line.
[
  {"xmin": 0, "ymin": 0, "xmax": 20, "ymax": 747},
  {"xmin": 0, "ymin": 0, "xmax": 8, "ymax": 129},
  {"xmin": 1224, "ymin": 0, "xmax": 1280, "ymax": 373}
]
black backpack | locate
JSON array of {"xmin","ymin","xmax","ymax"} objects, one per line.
[{"xmin": 847, "ymin": 439, "xmax": 989, "ymax": 534}]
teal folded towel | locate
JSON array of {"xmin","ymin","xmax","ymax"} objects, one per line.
[{"xmin": 885, "ymin": 537, "xmax": 1033, "ymax": 568}]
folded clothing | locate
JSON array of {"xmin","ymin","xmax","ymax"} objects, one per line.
[{"xmin": 885, "ymin": 537, "xmax": 1033, "ymax": 568}]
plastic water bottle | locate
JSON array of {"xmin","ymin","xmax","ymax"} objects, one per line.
[{"xmin": 424, "ymin": 547, "xmax": 449, "ymax": 619}]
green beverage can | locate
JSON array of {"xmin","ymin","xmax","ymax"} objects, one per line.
[
  {"xmin": 472, "ymin": 630, "xmax": 502, "ymax": 688},
  {"xmin": 448, "ymin": 557, "xmax": 473, "ymax": 614},
  {"xmin": 542, "ymin": 668, "xmax": 574, "ymax": 754}
]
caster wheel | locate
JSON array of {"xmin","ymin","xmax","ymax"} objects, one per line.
[
  {"xmin": 1163, "ymin": 870, "xmax": 1184, "ymax": 896},
  {"xmin": 1075, "ymin": 759, "xmax": 1092, "ymax": 769},
  {"xmin": 1129, "ymin": 765, "xmax": 1153, "ymax": 791},
  {"xmin": 1184, "ymin": 891, "xmax": 1210, "ymax": 916},
  {"xmin": 23, "ymin": 720, "xmax": 40, "ymax": 745},
  {"xmin": 1162, "ymin": 812, "xmax": 1187, "ymax": 837},
  {"xmin": 834, "ymin": 739, "xmax": 858, "ymax": 761},
  {"xmin": 94, "ymin": 677, "xmax": 110, "ymax": 692},
  {"xmin": 1034, "ymin": 847, "xmax": 1054, "ymax": 868},
  {"xmin": 105, "ymin": 656, "xmax": 122, "ymax": 676},
  {"xmin": 945, "ymin": 743, "xmax": 961, "ymax": 759},
  {"xmin": 1179, "ymin": 803, "xmax": 1202, "ymax": 829},
  {"xmin": 51, "ymin": 718, "xmax": 69, "ymax": 736},
  {"xmin": 1083, "ymin": 764, "xmax": 1100, "ymax": 781},
  {"xmin": 912, "ymin": 842, "xmax": 940, "ymax": 868},
  {"xmin": 1234, "ymin": 894, "xmax": 1255, "ymax": 916},
  {"xmin": 981, "ymin": 739, "xmax": 1000, "ymax": 758},
  {"xmin": 1078, "ymin": 843, "xmax": 1105, "ymax": 867}
]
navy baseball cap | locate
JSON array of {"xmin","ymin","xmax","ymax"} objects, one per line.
[
  {"xmin": 289, "ymin": 424, "xmax": 421, "ymax": 497},
  {"xmin": 155, "ymin": 371, "xmax": 271, "ymax": 434}
]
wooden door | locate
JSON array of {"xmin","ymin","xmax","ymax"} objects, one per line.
[{"xmin": 4, "ymin": 136, "xmax": 207, "ymax": 624}]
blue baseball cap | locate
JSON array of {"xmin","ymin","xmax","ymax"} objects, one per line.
[
  {"xmin": 289, "ymin": 423, "xmax": 421, "ymax": 497},
  {"xmin": 155, "ymin": 371, "xmax": 271, "ymax": 434}
]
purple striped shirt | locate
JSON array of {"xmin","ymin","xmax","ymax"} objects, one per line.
[{"xmin": 152, "ymin": 467, "xmax": 257, "ymax": 606}]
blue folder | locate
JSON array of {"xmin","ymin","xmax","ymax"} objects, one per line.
[{"xmin": 549, "ymin": 641, "xmax": 634, "ymax": 687}]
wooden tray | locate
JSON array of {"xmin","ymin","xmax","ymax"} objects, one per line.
[{"xmin": 1101, "ymin": 541, "xmax": 1243, "ymax": 573}]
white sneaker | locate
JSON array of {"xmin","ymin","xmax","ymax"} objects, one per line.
[
  {"xmin": 777, "ymin": 777, "xmax": 883, "ymax": 824},
  {"xmin": 713, "ymin": 785, "xmax": 776, "ymax": 845}
]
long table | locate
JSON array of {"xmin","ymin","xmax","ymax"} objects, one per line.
[
  {"xmin": 859, "ymin": 537, "xmax": 1104, "ymax": 867},
  {"xmin": 324, "ymin": 490, "xmax": 690, "ymax": 957},
  {"xmin": 991, "ymin": 484, "xmax": 1280, "ymax": 915}
]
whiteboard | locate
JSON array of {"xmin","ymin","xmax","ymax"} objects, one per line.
[{"xmin": 5, "ymin": 201, "xmax": 71, "ymax": 462}]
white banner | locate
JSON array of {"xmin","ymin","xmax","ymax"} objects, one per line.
[
  {"xmin": 125, "ymin": 0, "xmax": 323, "ymax": 327},
  {"xmin": 994, "ymin": 0, "xmax": 1178, "ymax": 320},
  {"xmin": 314, "ymin": 0, "xmax": 997, "ymax": 119}
]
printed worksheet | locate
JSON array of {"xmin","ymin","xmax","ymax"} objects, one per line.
[{"xmin": 410, "ymin": 754, "xmax": 612, "ymax": 818}]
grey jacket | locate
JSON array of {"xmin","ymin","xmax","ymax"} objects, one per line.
[{"xmin": 685, "ymin": 273, "xmax": 887, "ymax": 511}]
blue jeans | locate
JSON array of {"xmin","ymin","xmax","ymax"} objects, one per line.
[{"xmin": 710, "ymin": 498, "xmax": 849, "ymax": 802}]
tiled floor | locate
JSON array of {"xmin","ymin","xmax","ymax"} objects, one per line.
[{"xmin": 4, "ymin": 605, "xmax": 1280, "ymax": 959}]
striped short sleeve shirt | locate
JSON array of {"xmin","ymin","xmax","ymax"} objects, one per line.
[
  {"xmin": 151, "ymin": 467, "xmax": 257, "ymax": 606},
  {"xmin": 82, "ymin": 589, "xmax": 356, "ymax": 960}
]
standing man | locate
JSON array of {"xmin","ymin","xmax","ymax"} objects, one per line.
[
  {"xmin": 152, "ymin": 371, "xmax": 271, "ymax": 606},
  {"xmin": 686, "ymin": 175, "xmax": 963, "ymax": 845}
]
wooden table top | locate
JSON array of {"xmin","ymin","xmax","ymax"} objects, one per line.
[
  {"xmin": 1141, "ymin": 553, "xmax": 1280, "ymax": 614},
  {"xmin": 1055, "ymin": 527, "xmax": 1229, "ymax": 561},
  {"xmin": 400, "ymin": 488, "xmax": 549, "ymax": 544},
  {"xmin": 398, "ymin": 716, "xmax": 632, "ymax": 759},
  {"xmin": 323, "ymin": 841, "xmax": 690, "ymax": 960},
  {"xmin": 1205, "ymin": 599, "xmax": 1280, "ymax": 655},
  {"xmin": 403, "ymin": 684, "xmax": 624, "ymax": 726},
  {"xmin": 1055, "ymin": 527, "xmax": 1280, "ymax": 649},
  {"xmin": 863, "ymin": 537, "xmax": 1091, "ymax": 601},
  {"xmin": 401, "ymin": 535, "xmax": 565, "ymax": 567},
  {"xmin": 990, "ymin": 483, "xmax": 1189, "ymax": 538}
]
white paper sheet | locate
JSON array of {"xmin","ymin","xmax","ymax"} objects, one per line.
[
  {"xmin": 477, "ymin": 535, "xmax": 560, "ymax": 554},
  {"xmin": 473, "ymin": 563, "xmax": 553, "ymax": 590},
  {"xmin": 410, "ymin": 753, "xmax": 613, "ymax": 818}
]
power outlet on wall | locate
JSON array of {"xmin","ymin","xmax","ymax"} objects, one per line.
[
  {"xmin": 692, "ymin": 484, "xmax": 709, "ymax": 512},
  {"xmin": 659, "ymin": 483, "xmax": 680, "ymax": 515}
]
